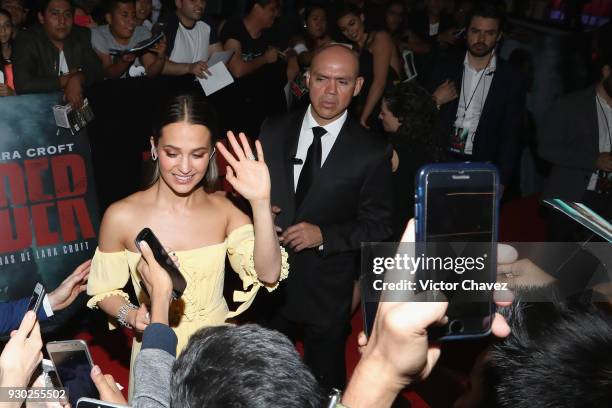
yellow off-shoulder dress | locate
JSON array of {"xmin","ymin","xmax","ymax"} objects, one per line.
[{"xmin": 86, "ymin": 224, "xmax": 289, "ymax": 399}]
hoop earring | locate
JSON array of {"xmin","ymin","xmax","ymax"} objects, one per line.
[
  {"xmin": 151, "ymin": 146, "xmax": 158, "ymax": 161},
  {"xmin": 210, "ymin": 147, "xmax": 216, "ymax": 159}
]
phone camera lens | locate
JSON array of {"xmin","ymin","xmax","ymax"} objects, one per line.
[{"xmin": 449, "ymin": 320, "xmax": 464, "ymax": 334}]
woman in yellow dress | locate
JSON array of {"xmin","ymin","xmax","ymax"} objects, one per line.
[{"xmin": 86, "ymin": 93, "xmax": 288, "ymax": 397}]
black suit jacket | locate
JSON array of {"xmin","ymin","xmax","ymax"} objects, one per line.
[
  {"xmin": 260, "ymin": 109, "xmax": 393, "ymax": 326},
  {"xmin": 429, "ymin": 54, "xmax": 525, "ymax": 184},
  {"xmin": 539, "ymin": 86, "xmax": 600, "ymax": 201}
]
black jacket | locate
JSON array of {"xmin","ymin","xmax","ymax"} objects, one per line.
[
  {"xmin": 13, "ymin": 24, "xmax": 103, "ymax": 94},
  {"xmin": 539, "ymin": 86, "xmax": 601, "ymax": 201},
  {"xmin": 260, "ymin": 108, "xmax": 393, "ymax": 326},
  {"xmin": 429, "ymin": 53, "xmax": 526, "ymax": 184}
]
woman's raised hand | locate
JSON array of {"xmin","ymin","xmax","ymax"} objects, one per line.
[{"xmin": 216, "ymin": 131, "xmax": 271, "ymax": 203}]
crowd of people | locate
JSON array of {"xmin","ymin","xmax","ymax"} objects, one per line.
[{"xmin": 1, "ymin": 0, "xmax": 611, "ymax": 407}]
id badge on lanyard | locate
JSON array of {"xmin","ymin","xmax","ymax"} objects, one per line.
[
  {"xmin": 594, "ymin": 169, "xmax": 612, "ymax": 195},
  {"xmin": 450, "ymin": 126, "xmax": 470, "ymax": 154}
]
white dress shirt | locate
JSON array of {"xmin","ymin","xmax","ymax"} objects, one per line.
[
  {"xmin": 588, "ymin": 93, "xmax": 612, "ymax": 190},
  {"xmin": 454, "ymin": 53, "xmax": 496, "ymax": 155},
  {"xmin": 596, "ymin": 93, "xmax": 612, "ymax": 153},
  {"xmin": 293, "ymin": 105, "xmax": 347, "ymax": 191}
]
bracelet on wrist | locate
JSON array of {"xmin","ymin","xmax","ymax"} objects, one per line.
[{"xmin": 117, "ymin": 302, "xmax": 138, "ymax": 329}]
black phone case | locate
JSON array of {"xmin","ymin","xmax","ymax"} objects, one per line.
[
  {"xmin": 27, "ymin": 284, "xmax": 46, "ymax": 316},
  {"xmin": 135, "ymin": 228, "xmax": 187, "ymax": 299}
]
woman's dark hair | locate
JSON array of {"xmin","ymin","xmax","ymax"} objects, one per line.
[
  {"xmin": 304, "ymin": 2, "xmax": 326, "ymax": 20},
  {"xmin": 150, "ymin": 92, "xmax": 220, "ymax": 191},
  {"xmin": 302, "ymin": 3, "xmax": 327, "ymax": 48},
  {"xmin": 0, "ymin": 7, "xmax": 11, "ymax": 23},
  {"xmin": 333, "ymin": 2, "xmax": 361, "ymax": 22},
  {"xmin": 383, "ymin": 82, "xmax": 444, "ymax": 161},
  {"xmin": 0, "ymin": 8, "xmax": 12, "ymax": 65}
]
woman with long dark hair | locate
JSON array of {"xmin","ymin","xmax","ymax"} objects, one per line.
[
  {"xmin": 293, "ymin": 4, "xmax": 333, "ymax": 69},
  {"xmin": 379, "ymin": 82, "xmax": 445, "ymax": 240},
  {"xmin": 289, "ymin": 4, "xmax": 333, "ymax": 109},
  {"xmin": 0, "ymin": 8, "xmax": 15, "ymax": 96},
  {"xmin": 336, "ymin": 3, "xmax": 402, "ymax": 129},
  {"xmin": 86, "ymin": 93, "xmax": 288, "ymax": 398}
]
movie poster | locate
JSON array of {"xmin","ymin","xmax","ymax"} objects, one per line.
[{"xmin": 0, "ymin": 94, "xmax": 99, "ymax": 302}]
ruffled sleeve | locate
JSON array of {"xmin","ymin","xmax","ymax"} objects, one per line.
[
  {"xmin": 86, "ymin": 248, "xmax": 131, "ymax": 310},
  {"xmin": 225, "ymin": 224, "xmax": 289, "ymax": 318}
]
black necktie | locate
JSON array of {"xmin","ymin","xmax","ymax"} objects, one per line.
[{"xmin": 295, "ymin": 126, "xmax": 326, "ymax": 208}]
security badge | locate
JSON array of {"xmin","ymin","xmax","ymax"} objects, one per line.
[
  {"xmin": 450, "ymin": 126, "xmax": 470, "ymax": 154},
  {"xmin": 594, "ymin": 170, "xmax": 612, "ymax": 194}
]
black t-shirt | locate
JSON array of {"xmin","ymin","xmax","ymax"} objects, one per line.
[
  {"xmin": 219, "ymin": 18, "xmax": 286, "ymax": 108},
  {"xmin": 220, "ymin": 18, "xmax": 269, "ymax": 67}
]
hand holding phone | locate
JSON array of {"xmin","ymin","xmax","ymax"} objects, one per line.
[
  {"xmin": 136, "ymin": 241, "xmax": 175, "ymax": 307},
  {"xmin": 0, "ymin": 311, "xmax": 43, "ymax": 390},
  {"xmin": 414, "ymin": 162, "xmax": 500, "ymax": 340},
  {"xmin": 86, "ymin": 365, "xmax": 128, "ymax": 407},
  {"xmin": 135, "ymin": 228, "xmax": 186, "ymax": 300},
  {"xmin": 27, "ymin": 282, "xmax": 46, "ymax": 317},
  {"xmin": 47, "ymin": 340, "xmax": 99, "ymax": 407}
]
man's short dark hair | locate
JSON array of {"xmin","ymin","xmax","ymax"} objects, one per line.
[
  {"xmin": 245, "ymin": 0, "xmax": 276, "ymax": 14},
  {"xmin": 481, "ymin": 291, "xmax": 612, "ymax": 407},
  {"xmin": 171, "ymin": 324, "xmax": 327, "ymax": 407},
  {"xmin": 599, "ymin": 48, "xmax": 612, "ymax": 72},
  {"xmin": 37, "ymin": 0, "xmax": 73, "ymax": 14},
  {"xmin": 0, "ymin": 0, "xmax": 25, "ymax": 8},
  {"xmin": 106, "ymin": 0, "xmax": 134, "ymax": 14},
  {"xmin": 467, "ymin": 2, "xmax": 505, "ymax": 31}
]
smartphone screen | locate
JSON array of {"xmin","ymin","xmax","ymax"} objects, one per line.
[
  {"xmin": 50, "ymin": 349, "xmax": 98, "ymax": 406},
  {"xmin": 420, "ymin": 167, "xmax": 498, "ymax": 339},
  {"xmin": 424, "ymin": 171, "xmax": 495, "ymax": 242}
]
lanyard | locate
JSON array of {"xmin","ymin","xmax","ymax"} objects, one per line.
[
  {"xmin": 458, "ymin": 53, "xmax": 494, "ymax": 123},
  {"xmin": 596, "ymin": 95, "xmax": 612, "ymax": 150}
]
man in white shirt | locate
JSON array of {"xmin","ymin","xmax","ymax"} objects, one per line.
[
  {"xmin": 258, "ymin": 44, "xmax": 393, "ymax": 391},
  {"xmin": 430, "ymin": 3, "xmax": 525, "ymax": 189},
  {"xmin": 161, "ymin": 0, "xmax": 222, "ymax": 78}
]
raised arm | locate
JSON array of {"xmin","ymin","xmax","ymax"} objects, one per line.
[{"xmin": 216, "ymin": 132, "xmax": 281, "ymax": 284}]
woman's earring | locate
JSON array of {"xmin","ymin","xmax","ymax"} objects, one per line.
[
  {"xmin": 151, "ymin": 146, "xmax": 158, "ymax": 161},
  {"xmin": 210, "ymin": 147, "xmax": 216, "ymax": 159}
]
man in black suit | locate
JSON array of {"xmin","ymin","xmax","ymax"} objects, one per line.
[
  {"xmin": 429, "ymin": 3, "xmax": 525, "ymax": 189},
  {"xmin": 539, "ymin": 51, "xmax": 612, "ymax": 240},
  {"xmin": 258, "ymin": 44, "xmax": 393, "ymax": 390}
]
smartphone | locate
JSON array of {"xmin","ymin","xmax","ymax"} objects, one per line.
[
  {"xmin": 46, "ymin": 340, "xmax": 99, "ymax": 407},
  {"xmin": 27, "ymin": 282, "xmax": 46, "ymax": 316},
  {"xmin": 77, "ymin": 398, "xmax": 128, "ymax": 408},
  {"xmin": 135, "ymin": 227, "xmax": 186, "ymax": 299},
  {"xmin": 415, "ymin": 162, "xmax": 499, "ymax": 340}
]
